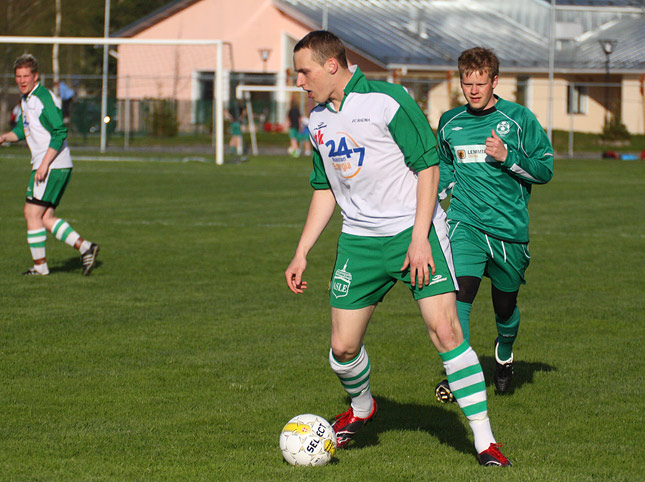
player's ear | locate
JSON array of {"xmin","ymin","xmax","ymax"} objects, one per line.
[
  {"xmin": 491, "ymin": 75, "xmax": 498, "ymax": 89},
  {"xmin": 326, "ymin": 57, "xmax": 339, "ymax": 75}
]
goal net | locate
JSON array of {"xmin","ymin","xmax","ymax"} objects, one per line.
[{"xmin": 0, "ymin": 36, "xmax": 229, "ymax": 164}]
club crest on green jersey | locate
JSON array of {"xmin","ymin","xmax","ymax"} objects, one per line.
[
  {"xmin": 332, "ymin": 259, "xmax": 352, "ymax": 298},
  {"xmin": 496, "ymin": 121, "xmax": 510, "ymax": 136}
]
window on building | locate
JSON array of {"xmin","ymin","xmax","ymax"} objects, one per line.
[
  {"xmin": 567, "ymin": 84, "xmax": 588, "ymax": 114},
  {"xmin": 515, "ymin": 76, "xmax": 530, "ymax": 108}
]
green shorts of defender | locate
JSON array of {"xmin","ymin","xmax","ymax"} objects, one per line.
[
  {"xmin": 26, "ymin": 168, "xmax": 72, "ymax": 208},
  {"xmin": 330, "ymin": 225, "xmax": 457, "ymax": 309},
  {"xmin": 289, "ymin": 127, "xmax": 299, "ymax": 139},
  {"xmin": 231, "ymin": 121, "xmax": 242, "ymax": 136},
  {"xmin": 448, "ymin": 220, "xmax": 530, "ymax": 293}
]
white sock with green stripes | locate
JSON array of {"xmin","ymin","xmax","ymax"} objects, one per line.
[
  {"xmin": 440, "ymin": 340, "xmax": 495, "ymax": 453},
  {"xmin": 329, "ymin": 345, "xmax": 373, "ymax": 418},
  {"xmin": 51, "ymin": 219, "xmax": 82, "ymax": 250},
  {"xmin": 27, "ymin": 228, "xmax": 49, "ymax": 274}
]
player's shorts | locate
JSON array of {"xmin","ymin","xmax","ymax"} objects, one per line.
[
  {"xmin": 329, "ymin": 224, "xmax": 457, "ymax": 309},
  {"xmin": 289, "ymin": 127, "xmax": 299, "ymax": 139},
  {"xmin": 297, "ymin": 128, "xmax": 310, "ymax": 142},
  {"xmin": 26, "ymin": 168, "xmax": 72, "ymax": 208},
  {"xmin": 231, "ymin": 121, "xmax": 242, "ymax": 136},
  {"xmin": 448, "ymin": 220, "xmax": 530, "ymax": 293}
]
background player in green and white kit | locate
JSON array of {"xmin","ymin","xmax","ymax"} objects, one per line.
[
  {"xmin": 285, "ymin": 31, "xmax": 510, "ymax": 467},
  {"xmin": 434, "ymin": 47, "xmax": 553, "ymax": 400},
  {"xmin": 0, "ymin": 54, "xmax": 99, "ymax": 276}
]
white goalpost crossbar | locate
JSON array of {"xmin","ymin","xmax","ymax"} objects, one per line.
[{"xmin": 0, "ymin": 36, "xmax": 226, "ymax": 165}]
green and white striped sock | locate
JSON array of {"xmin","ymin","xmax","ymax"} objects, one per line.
[
  {"xmin": 329, "ymin": 345, "xmax": 373, "ymax": 417},
  {"xmin": 440, "ymin": 340, "xmax": 495, "ymax": 452},
  {"xmin": 27, "ymin": 228, "xmax": 47, "ymax": 262},
  {"xmin": 52, "ymin": 219, "xmax": 81, "ymax": 249}
]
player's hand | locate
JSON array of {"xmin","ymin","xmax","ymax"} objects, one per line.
[
  {"xmin": 34, "ymin": 165, "xmax": 49, "ymax": 184},
  {"xmin": 401, "ymin": 237, "xmax": 435, "ymax": 288},
  {"xmin": 285, "ymin": 255, "xmax": 308, "ymax": 294},
  {"xmin": 485, "ymin": 129, "xmax": 507, "ymax": 162}
]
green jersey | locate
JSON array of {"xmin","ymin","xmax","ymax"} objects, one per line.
[{"xmin": 437, "ymin": 96, "xmax": 553, "ymax": 243}]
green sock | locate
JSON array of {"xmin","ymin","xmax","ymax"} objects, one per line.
[
  {"xmin": 456, "ymin": 301, "xmax": 472, "ymax": 344},
  {"xmin": 495, "ymin": 307, "xmax": 520, "ymax": 361}
]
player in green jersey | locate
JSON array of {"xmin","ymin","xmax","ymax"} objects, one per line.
[
  {"xmin": 285, "ymin": 31, "xmax": 510, "ymax": 467},
  {"xmin": 0, "ymin": 54, "xmax": 99, "ymax": 276},
  {"xmin": 434, "ymin": 47, "xmax": 553, "ymax": 400}
]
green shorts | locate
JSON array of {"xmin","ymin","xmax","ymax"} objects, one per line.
[
  {"xmin": 330, "ymin": 225, "xmax": 457, "ymax": 309},
  {"xmin": 231, "ymin": 121, "xmax": 242, "ymax": 136},
  {"xmin": 448, "ymin": 221, "xmax": 530, "ymax": 292},
  {"xmin": 289, "ymin": 127, "xmax": 299, "ymax": 139},
  {"xmin": 26, "ymin": 168, "xmax": 72, "ymax": 208}
]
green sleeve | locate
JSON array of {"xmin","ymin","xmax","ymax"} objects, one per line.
[
  {"xmin": 36, "ymin": 88, "xmax": 67, "ymax": 151},
  {"xmin": 436, "ymin": 115, "xmax": 455, "ymax": 200},
  {"xmin": 309, "ymin": 144, "xmax": 330, "ymax": 190},
  {"xmin": 11, "ymin": 113, "xmax": 25, "ymax": 141},
  {"xmin": 386, "ymin": 86, "xmax": 438, "ymax": 172},
  {"xmin": 501, "ymin": 109, "xmax": 553, "ymax": 185}
]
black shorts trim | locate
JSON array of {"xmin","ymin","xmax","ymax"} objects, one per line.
[{"xmin": 26, "ymin": 197, "xmax": 56, "ymax": 208}]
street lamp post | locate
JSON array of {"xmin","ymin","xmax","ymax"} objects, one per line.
[
  {"xmin": 599, "ymin": 39, "xmax": 617, "ymax": 125},
  {"xmin": 258, "ymin": 48, "xmax": 271, "ymax": 73}
]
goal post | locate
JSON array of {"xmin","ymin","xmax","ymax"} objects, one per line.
[
  {"xmin": 235, "ymin": 84, "xmax": 308, "ymax": 156},
  {"xmin": 0, "ymin": 36, "xmax": 227, "ymax": 165}
]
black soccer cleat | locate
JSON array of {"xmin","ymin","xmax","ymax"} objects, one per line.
[
  {"xmin": 493, "ymin": 338, "xmax": 514, "ymax": 393},
  {"xmin": 81, "ymin": 243, "xmax": 100, "ymax": 276},
  {"xmin": 435, "ymin": 379, "xmax": 456, "ymax": 403},
  {"xmin": 22, "ymin": 266, "xmax": 48, "ymax": 276},
  {"xmin": 478, "ymin": 443, "xmax": 512, "ymax": 467},
  {"xmin": 330, "ymin": 399, "xmax": 377, "ymax": 448}
]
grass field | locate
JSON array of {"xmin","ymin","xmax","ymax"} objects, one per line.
[{"xmin": 0, "ymin": 148, "xmax": 643, "ymax": 480}]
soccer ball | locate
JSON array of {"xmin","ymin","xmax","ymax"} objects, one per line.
[{"xmin": 279, "ymin": 413, "xmax": 337, "ymax": 466}]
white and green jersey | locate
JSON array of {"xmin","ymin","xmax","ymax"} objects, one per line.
[
  {"xmin": 309, "ymin": 65, "xmax": 441, "ymax": 237},
  {"xmin": 437, "ymin": 96, "xmax": 553, "ymax": 243},
  {"xmin": 12, "ymin": 83, "xmax": 72, "ymax": 170}
]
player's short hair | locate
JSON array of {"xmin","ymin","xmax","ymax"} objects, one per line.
[
  {"xmin": 14, "ymin": 54, "xmax": 39, "ymax": 74},
  {"xmin": 294, "ymin": 30, "xmax": 348, "ymax": 69},
  {"xmin": 458, "ymin": 47, "xmax": 499, "ymax": 80}
]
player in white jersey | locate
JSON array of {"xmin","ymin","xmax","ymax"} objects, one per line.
[
  {"xmin": 0, "ymin": 54, "xmax": 99, "ymax": 276},
  {"xmin": 284, "ymin": 31, "xmax": 510, "ymax": 467}
]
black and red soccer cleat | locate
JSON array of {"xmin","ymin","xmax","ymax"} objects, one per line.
[
  {"xmin": 330, "ymin": 399, "xmax": 377, "ymax": 448},
  {"xmin": 477, "ymin": 443, "xmax": 512, "ymax": 467}
]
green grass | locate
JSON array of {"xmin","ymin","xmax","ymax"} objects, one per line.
[
  {"xmin": 0, "ymin": 152, "xmax": 643, "ymax": 480},
  {"xmin": 552, "ymin": 130, "xmax": 645, "ymax": 154}
]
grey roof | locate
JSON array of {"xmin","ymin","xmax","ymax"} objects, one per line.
[
  {"xmin": 274, "ymin": 0, "xmax": 645, "ymax": 72},
  {"xmin": 550, "ymin": 0, "xmax": 644, "ymax": 6}
]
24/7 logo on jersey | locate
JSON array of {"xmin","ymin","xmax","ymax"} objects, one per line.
[{"xmin": 326, "ymin": 132, "xmax": 365, "ymax": 179}]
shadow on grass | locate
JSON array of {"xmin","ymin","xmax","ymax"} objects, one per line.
[
  {"xmin": 478, "ymin": 355, "xmax": 557, "ymax": 395},
  {"xmin": 340, "ymin": 396, "xmax": 473, "ymax": 456},
  {"xmin": 341, "ymin": 360, "xmax": 556, "ymax": 453},
  {"xmin": 49, "ymin": 255, "xmax": 103, "ymax": 275}
]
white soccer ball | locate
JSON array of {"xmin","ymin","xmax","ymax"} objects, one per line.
[{"xmin": 279, "ymin": 413, "xmax": 337, "ymax": 466}]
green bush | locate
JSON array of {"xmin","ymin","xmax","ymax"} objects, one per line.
[
  {"xmin": 601, "ymin": 114, "xmax": 630, "ymax": 142},
  {"xmin": 150, "ymin": 99, "xmax": 179, "ymax": 137}
]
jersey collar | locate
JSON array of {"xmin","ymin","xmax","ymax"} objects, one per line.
[
  {"xmin": 326, "ymin": 65, "xmax": 364, "ymax": 113},
  {"xmin": 23, "ymin": 82, "xmax": 41, "ymax": 101}
]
